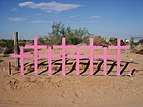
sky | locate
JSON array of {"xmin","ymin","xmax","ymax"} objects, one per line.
[{"xmin": 0, "ymin": 0, "xmax": 143, "ymax": 39}]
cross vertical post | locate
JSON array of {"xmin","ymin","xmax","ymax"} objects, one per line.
[
  {"xmin": 48, "ymin": 47, "xmax": 52, "ymax": 75},
  {"xmin": 89, "ymin": 38, "xmax": 94, "ymax": 75},
  {"xmin": 62, "ymin": 38, "xmax": 66, "ymax": 75},
  {"xmin": 20, "ymin": 47, "xmax": 24, "ymax": 75},
  {"xmin": 76, "ymin": 48, "xmax": 80, "ymax": 75}
]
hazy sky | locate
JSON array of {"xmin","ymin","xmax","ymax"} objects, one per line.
[{"xmin": 0, "ymin": 0, "xmax": 143, "ymax": 39}]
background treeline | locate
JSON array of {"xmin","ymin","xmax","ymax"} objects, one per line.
[
  {"xmin": 2, "ymin": 22, "xmax": 142, "ymax": 55},
  {"xmin": 37, "ymin": 22, "xmax": 129, "ymax": 46}
]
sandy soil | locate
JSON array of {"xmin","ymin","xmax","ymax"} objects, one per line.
[{"xmin": 0, "ymin": 49, "xmax": 143, "ymax": 107}]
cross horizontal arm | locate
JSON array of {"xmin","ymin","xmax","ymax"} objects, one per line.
[
  {"xmin": 80, "ymin": 46, "xmax": 89, "ymax": 49},
  {"xmin": 67, "ymin": 55, "xmax": 76, "ymax": 58},
  {"xmin": 11, "ymin": 54, "xmax": 20, "ymax": 58},
  {"xmin": 66, "ymin": 45, "xmax": 75, "ymax": 48},
  {"xmin": 67, "ymin": 55, "xmax": 88, "ymax": 59},
  {"xmin": 95, "ymin": 55, "xmax": 104, "ymax": 58},
  {"xmin": 37, "ymin": 46, "xmax": 47, "ymax": 49},
  {"xmin": 53, "ymin": 46, "xmax": 62, "ymax": 49},
  {"xmin": 80, "ymin": 55, "xmax": 88, "ymax": 59},
  {"xmin": 95, "ymin": 55, "xmax": 116, "ymax": 58},
  {"xmin": 25, "ymin": 45, "xmax": 34, "ymax": 49},
  {"xmin": 93, "ymin": 46, "xmax": 102, "ymax": 49},
  {"xmin": 39, "ymin": 54, "xmax": 61, "ymax": 58},
  {"xmin": 24, "ymin": 54, "xmax": 33, "ymax": 58},
  {"xmin": 108, "ymin": 46, "xmax": 118, "ymax": 49},
  {"xmin": 39, "ymin": 54, "xmax": 48, "ymax": 58}
]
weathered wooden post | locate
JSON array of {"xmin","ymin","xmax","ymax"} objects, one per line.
[
  {"xmin": 8, "ymin": 61, "xmax": 11, "ymax": 75},
  {"xmin": 13, "ymin": 32, "xmax": 20, "ymax": 70}
]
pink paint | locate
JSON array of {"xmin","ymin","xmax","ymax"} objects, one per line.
[
  {"xmin": 11, "ymin": 47, "xmax": 32, "ymax": 75},
  {"xmin": 11, "ymin": 37, "xmax": 131, "ymax": 76},
  {"xmin": 39, "ymin": 47, "xmax": 61, "ymax": 75},
  {"xmin": 109, "ymin": 38, "xmax": 129, "ymax": 75},
  {"xmin": 53, "ymin": 38, "xmax": 75, "ymax": 75},
  {"xmin": 95, "ymin": 47, "xmax": 116, "ymax": 75},
  {"xmin": 67, "ymin": 47, "xmax": 88, "ymax": 75},
  {"xmin": 25, "ymin": 37, "xmax": 47, "ymax": 75},
  {"xmin": 81, "ymin": 38, "xmax": 102, "ymax": 75}
]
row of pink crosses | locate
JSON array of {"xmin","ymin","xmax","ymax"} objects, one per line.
[{"xmin": 11, "ymin": 37, "xmax": 132, "ymax": 76}]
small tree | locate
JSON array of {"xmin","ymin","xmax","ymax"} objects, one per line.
[{"xmin": 46, "ymin": 22, "xmax": 91, "ymax": 45}]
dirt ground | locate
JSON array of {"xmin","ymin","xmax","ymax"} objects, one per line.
[{"xmin": 0, "ymin": 49, "xmax": 143, "ymax": 107}]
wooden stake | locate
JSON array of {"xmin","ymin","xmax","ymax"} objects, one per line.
[
  {"xmin": 13, "ymin": 32, "xmax": 20, "ymax": 70},
  {"xmin": 8, "ymin": 61, "xmax": 11, "ymax": 75}
]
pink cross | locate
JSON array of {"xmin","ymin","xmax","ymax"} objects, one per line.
[
  {"xmin": 53, "ymin": 38, "xmax": 75, "ymax": 75},
  {"xmin": 25, "ymin": 37, "xmax": 47, "ymax": 75},
  {"xmin": 95, "ymin": 47, "xmax": 116, "ymax": 75},
  {"xmin": 109, "ymin": 38, "xmax": 129, "ymax": 75},
  {"xmin": 11, "ymin": 47, "xmax": 32, "ymax": 76},
  {"xmin": 81, "ymin": 38, "xmax": 102, "ymax": 75},
  {"xmin": 39, "ymin": 47, "xmax": 61, "ymax": 76},
  {"xmin": 67, "ymin": 47, "xmax": 88, "ymax": 75}
]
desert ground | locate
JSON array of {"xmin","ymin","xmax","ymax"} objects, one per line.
[{"xmin": 0, "ymin": 48, "xmax": 143, "ymax": 107}]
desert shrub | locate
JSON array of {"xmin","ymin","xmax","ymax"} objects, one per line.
[
  {"xmin": 0, "ymin": 39, "xmax": 13, "ymax": 54},
  {"xmin": 82, "ymin": 35, "xmax": 90, "ymax": 45},
  {"xmin": 93, "ymin": 36, "xmax": 108, "ymax": 47},
  {"xmin": 108, "ymin": 37, "xmax": 117, "ymax": 45},
  {"xmin": 38, "ymin": 37, "xmax": 46, "ymax": 45},
  {"xmin": 121, "ymin": 40, "xmax": 127, "ymax": 46},
  {"xmin": 26, "ymin": 40, "xmax": 34, "ymax": 45},
  {"xmin": 108, "ymin": 37, "xmax": 129, "ymax": 46},
  {"xmin": 19, "ymin": 40, "xmax": 26, "ymax": 46},
  {"xmin": 3, "ymin": 47, "xmax": 13, "ymax": 54},
  {"xmin": 0, "ymin": 39, "xmax": 13, "ymax": 48}
]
